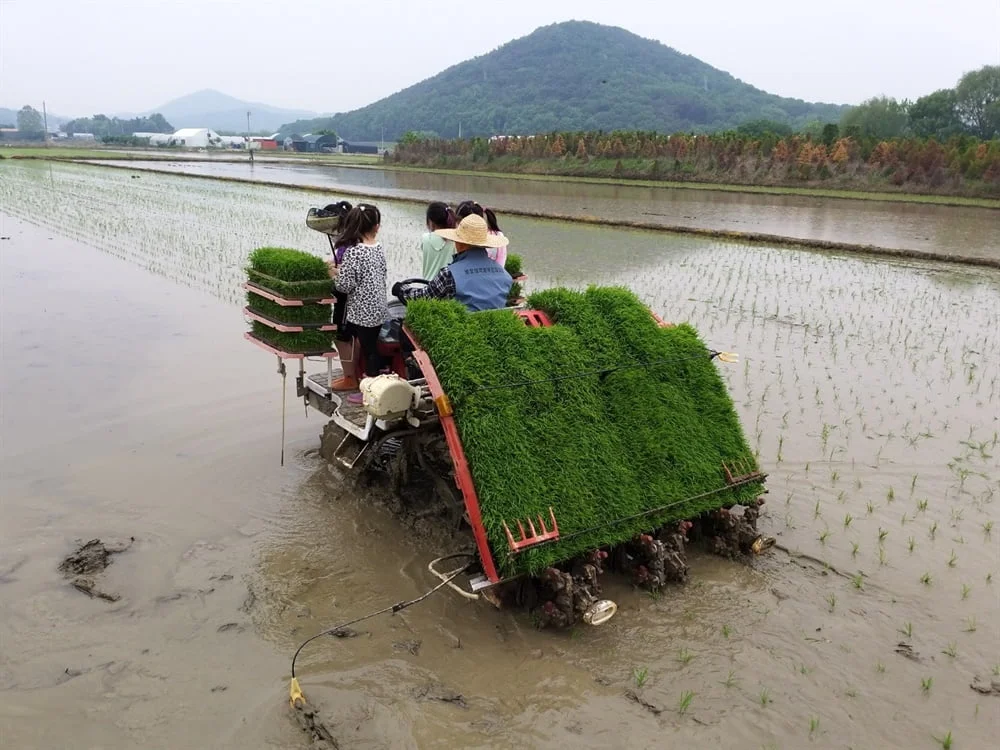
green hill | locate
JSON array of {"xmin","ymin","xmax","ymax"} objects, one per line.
[{"xmin": 280, "ymin": 21, "xmax": 846, "ymax": 140}]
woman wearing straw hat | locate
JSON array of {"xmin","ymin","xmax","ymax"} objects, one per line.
[{"xmin": 392, "ymin": 213, "xmax": 513, "ymax": 312}]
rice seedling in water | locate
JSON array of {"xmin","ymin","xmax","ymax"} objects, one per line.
[
  {"xmin": 866, "ymin": 500, "xmax": 875, "ymax": 515},
  {"xmin": 982, "ymin": 519, "xmax": 993, "ymax": 537},
  {"xmin": 721, "ymin": 624, "xmax": 731, "ymax": 638},
  {"xmin": 930, "ymin": 521, "xmax": 938, "ymax": 539},
  {"xmin": 677, "ymin": 690, "xmax": 695, "ymax": 715},
  {"xmin": 677, "ymin": 648, "xmax": 695, "ymax": 665},
  {"xmin": 851, "ymin": 542, "xmax": 860, "ymax": 558},
  {"xmin": 632, "ymin": 667, "xmax": 649, "ymax": 688},
  {"xmin": 917, "ymin": 498, "xmax": 928, "ymax": 512},
  {"xmin": 759, "ymin": 687, "xmax": 771, "ymax": 706},
  {"xmin": 814, "ymin": 500, "xmax": 822, "ymax": 519},
  {"xmin": 961, "ymin": 583, "xmax": 971, "ymax": 599},
  {"xmin": 843, "ymin": 513, "xmax": 853, "ymax": 529},
  {"xmin": 899, "ymin": 621, "xmax": 913, "ymax": 638},
  {"xmin": 809, "ymin": 716, "xmax": 820, "ymax": 736},
  {"xmin": 887, "ymin": 487, "xmax": 895, "ymax": 503},
  {"xmin": 875, "ymin": 661, "xmax": 886, "ymax": 673},
  {"xmin": 942, "ymin": 642, "xmax": 958, "ymax": 658},
  {"xmin": 947, "ymin": 550, "xmax": 957, "ymax": 567},
  {"xmin": 965, "ymin": 616, "xmax": 977, "ymax": 632},
  {"xmin": 933, "ymin": 730, "xmax": 954, "ymax": 749},
  {"xmin": 852, "ymin": 573, "xmax": 864, "ymax": 590},
  {"xmin": 826, "ymin": 593, "xmax": 836, "ymax": 612},
  {"xmin": 922, "ymin": 677, "xmax": 933, "ymax": 693},
  {"xmin": 908, "ymin": 536, "xmax": 917, "ymax": 552},
  {"xmin": 921, "ymin": 572, "xmax": 933, "ymax": 585},
  {"xmin": 818, "ymin": 529, "xmax": 830, "ymax": 544},
  {"xmin": 878, "ymin": 527, "xmax": 889, "ymax": 543},
  {"xmin": 722, "ymin": 669, "xmax": 738, "ymax": 688},
  {"xmin": 845, "ymin": 687, "xmax": 858, "ymax": 698},
  {"xmin": 987, "ymin": 572, "xmax": 994, "ymax": 584},
  {"xmin": 878, "ymin": 547, "xmax": 888, "ymax": 566}
]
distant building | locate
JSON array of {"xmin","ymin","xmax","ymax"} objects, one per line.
[
  {"xmin": 171, "ymin": 128, "xmax": 222, "ymax": 148},
  {"xmin": 250, "ymin": 137, "xmax": 278, "ymax": 150},
  {"xmin": 302, "ymin": 133, "xmax": 339, "ymax": 152},
  {"xmin": 70, "ymin": 133, "xmax": 96, "ymax": 141},
  {"xmin": 342, "ymin": 140, "xmax": 384, "ymax": 155}
]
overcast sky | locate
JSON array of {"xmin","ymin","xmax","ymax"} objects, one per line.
[{"xmin": 2, "ymin": 0, "xmax": 998, "ymax": 117}]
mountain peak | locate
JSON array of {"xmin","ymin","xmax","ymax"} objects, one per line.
[{"xmin": 279, "ymin": 21, "xmax": 844, "ymax": 140}]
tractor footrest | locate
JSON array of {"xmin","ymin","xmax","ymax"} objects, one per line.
[
  {"xmin": 503, "ymin": 508, "xmax": 560, "ymax": 553},
  {"xmin": 333, "ymin": 432, "xmax": 370, "ymax": 470}
]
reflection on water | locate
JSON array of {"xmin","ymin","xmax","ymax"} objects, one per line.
[
  {"xmin": 2, "ymin": 159, "xmax": 998, "ymax": 748},
  {"xmin": 95, "ymin": 157, "xmax": 1000, "ymax": 260}
]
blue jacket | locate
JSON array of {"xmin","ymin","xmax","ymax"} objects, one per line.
[{"xmin": 451, "ymin": 248, "xmax": 512, "ymax": 312}]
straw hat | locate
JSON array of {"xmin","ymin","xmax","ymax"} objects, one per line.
[{"xmin": 435, "ymin": 214, "xmax": 509, "ymax": 248}]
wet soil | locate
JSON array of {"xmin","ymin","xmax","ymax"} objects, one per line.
[
  {"xmin": 2, "ymin": 167, "xmax": 998, "ymax": 750},
  {"xmin": 58, "ymin": 538, "xmax": 135, "ymax": 601}
]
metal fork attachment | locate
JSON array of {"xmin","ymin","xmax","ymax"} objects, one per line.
[
  {"xmin": 502, "ymin": 508, "xmax": 560, "ymax": 553},
  {"xmin": 722, "ymin": 460, "xmax": 765, "ymax": 486}
]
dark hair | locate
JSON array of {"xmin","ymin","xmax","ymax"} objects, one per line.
[
  {"xmin": 483, "ymin": 208, "xmax": 501, "ymax": 233},
  {"xmin": 456, "ymin": 200, "xmax": 500, "ymax": 232},
  {"xmin": 336, "ymin": 203, "xmax": 381, "ymax": 247},
  {"xmin": 426, "ymin": 201, "xmax": 456, "ymax": 230},
  {"xmin": 455, "ymin": 200, "xmax": 484, "ymax": 220},
  {"xmin": 323, "ymin": 200, "xmax": 353, "ymax": 219}
]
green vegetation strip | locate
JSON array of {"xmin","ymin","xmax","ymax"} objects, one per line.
[
  {"xmin": 250, "ymin": 322, "xmax": 333, "ymax": 353},
  {"xmin": 73, "ymin": 162, "xmax": 1000, "ymax": 268},
  {"xmin": 404, "ymin": 287, "xmax": 762, "ymax": 577},
  {"xmin": 247, "ymin": 293, "xmax": 332, "ymax": 325}
]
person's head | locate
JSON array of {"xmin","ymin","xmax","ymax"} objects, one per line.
[
  {"xmin": 455, "ymin": 200, "xmax": 484, "ymax": 221},
  {"xmin": 323, "ymin": 200, "xmax": 353, "ymax": 220},
  {"xmin": 435, "ymin": 214, "xmax": 509, "ymax": 254},
  {"xmin": 337, "ymin": 203, "xmax": 381, "ymax": 247},
  {"xmin": 425, "ymin": 201, "xmax": 456, "ymax": 231},
  {"xmin": 457, "ymin": 200, "xmax": 500, "ymax": 233}
]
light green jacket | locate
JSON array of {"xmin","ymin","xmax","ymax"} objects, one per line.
[{"xmin": 421, "ymin": 233, "xmax": 456, "ymax": 280}]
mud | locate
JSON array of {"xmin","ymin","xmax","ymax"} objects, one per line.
[
  {"xmin": 58, "ymin": 537, "xmax": 134, "ymax": 602},
  {"xmin": 2, "ymin": 172, "xmax": 998, "ymax": 750}
]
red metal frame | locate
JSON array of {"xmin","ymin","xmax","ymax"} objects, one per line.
[
  {"xmin": 404, "ymin": 325, "xmax": 500, "ymax": 583},
  {"xmin": 243, "ymin": 331, "xmax": 337, "ymax": 360},
  {"xmin": 242, "ymin": 282, "xmax": 335, "ymax": 307},
  {"xmin": 244, "ymin": 307, "xmax": 338, "ymax": 333},
  {"xmin": 503, "ymin": 508, "xmax": 560, "ymax": 552},
  {"xmin": 650, "ymin": 310, "xmax": 674, "ymax": 328}
]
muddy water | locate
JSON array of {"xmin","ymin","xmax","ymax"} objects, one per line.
[
  {"xmin": 91, "ymin": 157, "xmax": 1000, "ymax": 261},
  {"xmin": 1, "ymin": 160, "xmax": 998, "ymax": 749}
]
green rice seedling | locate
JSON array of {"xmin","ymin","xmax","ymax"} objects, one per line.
[
  {"xmin": 878, "ymin": 528, "xmax": 889, "ymax": 543},
  {"xmin": 845, "ymin": 687, "xmax": 858, "ymax": 698},
  {"xmin": 249, "ymin": 322, "xmax": 334, "ymax": 354},
  {"xmin": 837, "ymin": 490, "xmax": 846, "ymax": 504},
  {"xmin": 759, "ymin": 688, "xmax": 772, "ymax": 706},
  {"xmin": 632, "ymin": 667, "xmax": 649, "ymax": 688},
  {"xmin": 818, "ymin": 529, "xmax": 830, "ymax": 544},
  {"xmin": 851, "ymin": 542, "xmax": 860, "ymax": 558},
  {"xmin": 843, "ymin": 513, "xmax": 854, "ymax": 529},
  {"xmin": 814, "ymin": 499, "xmax": 822, "ymax": 519},
  {"xmin": 933, "ymin": 730, "xmax": 953, "ymax": 750},
  {"xmin": 721, "ymin": 624, "xmax": 731, "ymax": 638},
  {"xmin": 983, "ymin": 520, "xmax": 993, "ymax": 536},
  {"xmin": 993, "ymin": 664, "xmax": 999, "ymax": 676},
  {"xmin": 677, "ymin": 690, "xmax": 695, "ymax": 715},
  {"xmin": 900, "ymin": 513, "xmax": 910, "ymax": 526},
  {"xmin": 503, "ymin": 253, "xmax": 523, "ymax": 279},
  {"xmin": 677, "ymin": 648, "xmax": 695, "ymax": 665},
  {"xmin": 911, "ymin": 474, "xmax": 919, "ymax": 495},
  {"xmin": 988, "ymin": 573, "xmax": 994, "ymax": 584},
  {"xmin": 799, "ymin": 663, "xmax": 811, "ymax": 675},
  {"xmin": 809, "ymin": 716, "xmax": 820, "ymax": 736},
  {"xmin": 879, "ymin": 547, "xmax": 888, "ymax": 565},
  {"xmin": 830, "ymin": 470, "xmax": 839, "ymax": 484},
  {"xmin": 852, "ymin": 573, "xmax": 864, "ymax": 590},
  {"xmin": 875, "ymin": 661, "xmax": 886, "ymax": 673},
  {"xmin": 887, "ymin": 487, "xmax": 895, "ymax": 502},
  {"xmin": 930, "ymin": 521, "xmax": 938, "ymax": 539},
  {"xmin": 826, "ymin": 593, "xmax": 836, "ymax": 612},
  {"xmin": 917, "ymin": 498, "xmax": 928, "ymax": 513},
  {"xmin": 867, "ymin": 500, "xmax": 875, "ymax": 515},
  {"xmin": 921, "ymin": 572, "xmax": 932, "ymax": 585},
  {"xmin": 947, "ymin": 550, "xmax": 957, "ymax": 567},
  {"xmin": 942, "ymin": 642, "xmax": 958, "ymax": 658},
  {"xmin": 405, "ymin": 289, "xmax": 763, "ymax": 577},
  {"xmin": 961, "ymin": 583, "xmax": 971, "ymax": 599},
  {"xmin": 908, "ymin": 537, "xmax": 916, "ymax": 552},
  {"xmin": 922, "ymin": 676, "xmax": 933, "ymax": 693},
  {"xmin": 722, "ymin": 669, "xmax": 738, "ymax": 688},
  {"xmin": 899, "ymin": 622, "xmax": 913, "ymax": 638},
  {"xmin": 965, "ymin": 616, "xmax": 977, "ymax": 632}
]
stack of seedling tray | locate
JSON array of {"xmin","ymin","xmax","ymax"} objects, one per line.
[
  {"xmin": 505, "ymin": 254, "xmax": 526, "ymax": 306},
  {"xmin": 244, "ymin": 247, "xmax": 337, "ymax": 356},
  {"xmin": 404, "ymin": 286, "xmax": 763, "ymax": 577}
]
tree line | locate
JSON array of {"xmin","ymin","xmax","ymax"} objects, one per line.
[{"xmin": 63, "ymin": 113, "xmax": 174, "ymax": 138}]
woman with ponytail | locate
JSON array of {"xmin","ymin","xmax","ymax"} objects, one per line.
[{"xmin": 420, "ymin": 202, "xmax": 457, "ymax": 279}]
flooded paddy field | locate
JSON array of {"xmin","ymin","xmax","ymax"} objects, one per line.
[
  {"xmin": 1, "ymin": 160, "xmax": 998, "ymax": 749},
  {"xmin": 87, "ymin": 157, "xmax": 1000, "ymax": 262}
]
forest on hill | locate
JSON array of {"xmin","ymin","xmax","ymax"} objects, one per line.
[{"xmin": 279, "ymin": 21, "xmax": 845, "ymax": 140}]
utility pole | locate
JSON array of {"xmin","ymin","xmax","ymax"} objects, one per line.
[{"xmin": 42, "ymin": 101, "xmax": 50, "ymax": 146}]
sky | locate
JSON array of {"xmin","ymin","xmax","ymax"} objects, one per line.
[{"xmin": 1, "ymin": 0, "xmax": 998, "ymax": 117}]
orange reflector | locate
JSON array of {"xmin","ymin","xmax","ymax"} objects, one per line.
[{"xmin": 433, "ymin": 394, "xmax": 453, "ymax": 416}]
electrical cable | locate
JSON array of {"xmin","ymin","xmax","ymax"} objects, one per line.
[{"xmin": 290, "ymin": 554, "xmax": 474, "ymax": 679}]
